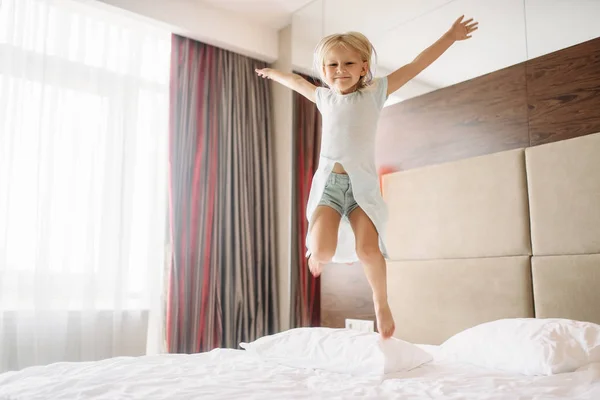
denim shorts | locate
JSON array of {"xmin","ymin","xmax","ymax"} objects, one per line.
[{"xmin": 318, "ymin": 172, "xmax": 359, "ymax": 217}]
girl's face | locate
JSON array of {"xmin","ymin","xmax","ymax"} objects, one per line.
[{"xmin": 322, "ymin": 44, "xmax": 368, "ymax": 94}]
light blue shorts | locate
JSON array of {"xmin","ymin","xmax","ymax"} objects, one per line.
[{"xmin": 318, "ymin": 172, "xmax": 359, "ymax": 217}]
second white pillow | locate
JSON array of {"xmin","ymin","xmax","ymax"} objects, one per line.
[{"xmin": 440, "ymin": 318, "xmax": 600, "ymax": 376}]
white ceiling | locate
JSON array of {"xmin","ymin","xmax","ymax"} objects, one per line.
[{"xmin": 199, "ymin": 0, "xmax": 315, "ymax": 29}]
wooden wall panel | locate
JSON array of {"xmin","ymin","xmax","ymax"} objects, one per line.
[
  {"xmin": 527, "ymin": 38, "xmax": 600, "ymax": 145},
  {"xmin": 320, "ymin": 37, "xmax": 600, "ymax": 330},
  {"xmin": 376, "ymin": 63, "xmax": 530, "ymax": 172}
]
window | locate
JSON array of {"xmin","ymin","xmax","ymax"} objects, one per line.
[{"xmin": 0, "ymin": 0, "xmax": 171, "ymax": 310}]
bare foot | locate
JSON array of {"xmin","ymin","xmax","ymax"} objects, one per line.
[
  {"xmin": 375, "ymin": 302, "xmax": 395, "ymax": 339},
  {"xmin": 308, "ymin": 256, "xmax": 324, "ymax": 277}
]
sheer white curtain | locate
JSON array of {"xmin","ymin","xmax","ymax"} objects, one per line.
[{"xmin": 0, "ymin": 0, "xmax": 171, "ymax": 372}]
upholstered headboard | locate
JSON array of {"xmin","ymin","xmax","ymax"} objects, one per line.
[{"xmin": 381, "ymin": 132, "xmax": 600, "ymax": 345}]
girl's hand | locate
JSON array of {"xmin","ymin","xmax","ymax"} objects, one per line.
[
  {"xmin": 255, "ymin": 68, "xmax": 274, "ymax": 79},
  {"xmin": 448, "ymin": 15, "xmax": 478, "ymax": 41}
]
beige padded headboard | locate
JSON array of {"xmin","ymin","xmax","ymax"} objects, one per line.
[
  {"xmin": 383, "ymin": 148, "xmax": 531, "ymax": 260},
  {"xmin": 382, "ymin": 132, "xmax": 600, "ymax": 345},
  {"xmin": 387, "ymin": 257, "xmax": 533, "ymax": 345},
  {"xmin": 526, "ymin": 133, "xmax": 600, "ymax": 321}
]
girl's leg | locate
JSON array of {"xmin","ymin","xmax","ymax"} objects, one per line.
[
  {"xmin": 308, "ymin": 205, "xmax": 341, "ymax": 277},
  {"xmin": 348, "ymin": 207, "xmax": 395, "ymax": 338}
]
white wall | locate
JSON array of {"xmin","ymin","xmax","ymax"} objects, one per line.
[
  {"xmin": 97, "ymin": 0, "xmax": 278, "ymax": 62},
  {"xmin": 271, "ymin": 26, "xmax": 293, "ymax": 332}
]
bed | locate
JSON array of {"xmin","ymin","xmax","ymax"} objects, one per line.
[
  {"xmin": 0, "ymin": 341, "xmax": 598, "ymax": 399},
  {"xmin": 1, "ymin": 133, "xmax": 599, "ymax": 399}
]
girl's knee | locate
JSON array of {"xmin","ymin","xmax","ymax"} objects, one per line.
[
  {"xmin": 311, "ymin": 245, "xmax": 335, "ymax": 264},
  {"xmin": 356, "ymin": 244, "xmax": 382, "ymax": 264}
]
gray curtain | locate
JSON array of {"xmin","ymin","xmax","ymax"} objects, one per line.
[{"xmin": 167, "ymin": 34, "xmax": 279, "ymax": 353}]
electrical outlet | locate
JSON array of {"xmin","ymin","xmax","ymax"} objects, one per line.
[{"xmin": 345, "ymin": 318, "xmax": 374, "ymax": 332}]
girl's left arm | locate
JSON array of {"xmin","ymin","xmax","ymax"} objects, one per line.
[{"xmin": 386, "ymin": 15, "xmax": 478, "ymax": 96}]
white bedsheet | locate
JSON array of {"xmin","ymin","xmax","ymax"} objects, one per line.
[{"xmin": 1, "ymin": 346, "xmax": 599, "ymax": 399}]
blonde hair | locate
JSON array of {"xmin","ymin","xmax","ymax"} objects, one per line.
[{"xmin": 313, "ymin": 31, "xmax": 377, "ymax": 90}]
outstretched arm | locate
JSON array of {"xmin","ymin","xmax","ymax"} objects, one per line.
[
  {"xmin": 386, "ymin": 15, "xmax": 478, "ymax": 96},
  {"xmin": 255, "ymin": 68, "xmax": 318, "ymax": 103}
]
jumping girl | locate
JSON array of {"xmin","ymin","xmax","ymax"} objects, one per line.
[{"xmin": 256, "ymin": 16, "xmax": 479, "ymax": 338}]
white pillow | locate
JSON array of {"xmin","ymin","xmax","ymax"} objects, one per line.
[
  {"xmin": 441, "ymin": 318, "xmax": 600, "ymax": 376},
  {"xmin": 240, "ymin": 327, "xmax": 432, "ymax": 377}
]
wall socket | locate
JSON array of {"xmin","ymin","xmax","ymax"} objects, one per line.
[{"xmin": 345, "ymin": 318, "xmax": 374, "ymax": 332}]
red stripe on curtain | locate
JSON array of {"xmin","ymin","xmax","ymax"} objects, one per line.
[
  {"xmin": 297, "ymin": 111, "xmax": 308, "ymax": 321},
  {"xmin": 197, "ymin": 46, "xmax": 219, "ymax": 350},
  {"xmin": 291, "ymin": 73, "xmax": 322, "ymax": 328}
]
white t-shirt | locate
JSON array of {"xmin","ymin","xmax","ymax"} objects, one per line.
[{"xmin": 306, "ymin": 76, "xmax": 389, "ymax": 263}]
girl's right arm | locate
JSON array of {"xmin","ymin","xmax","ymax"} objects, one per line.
[{"xmin": 255, "ymin": 68, "xmax": 317, "ymax": 103}]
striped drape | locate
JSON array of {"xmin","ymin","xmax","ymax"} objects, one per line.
[
  {"xmin": 167, "ymin": 35, "xmax": 278, "ymax": 353},
  {"xmin": 290, "ymin": 74, "xmax": 322, "ymax": 328}
]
